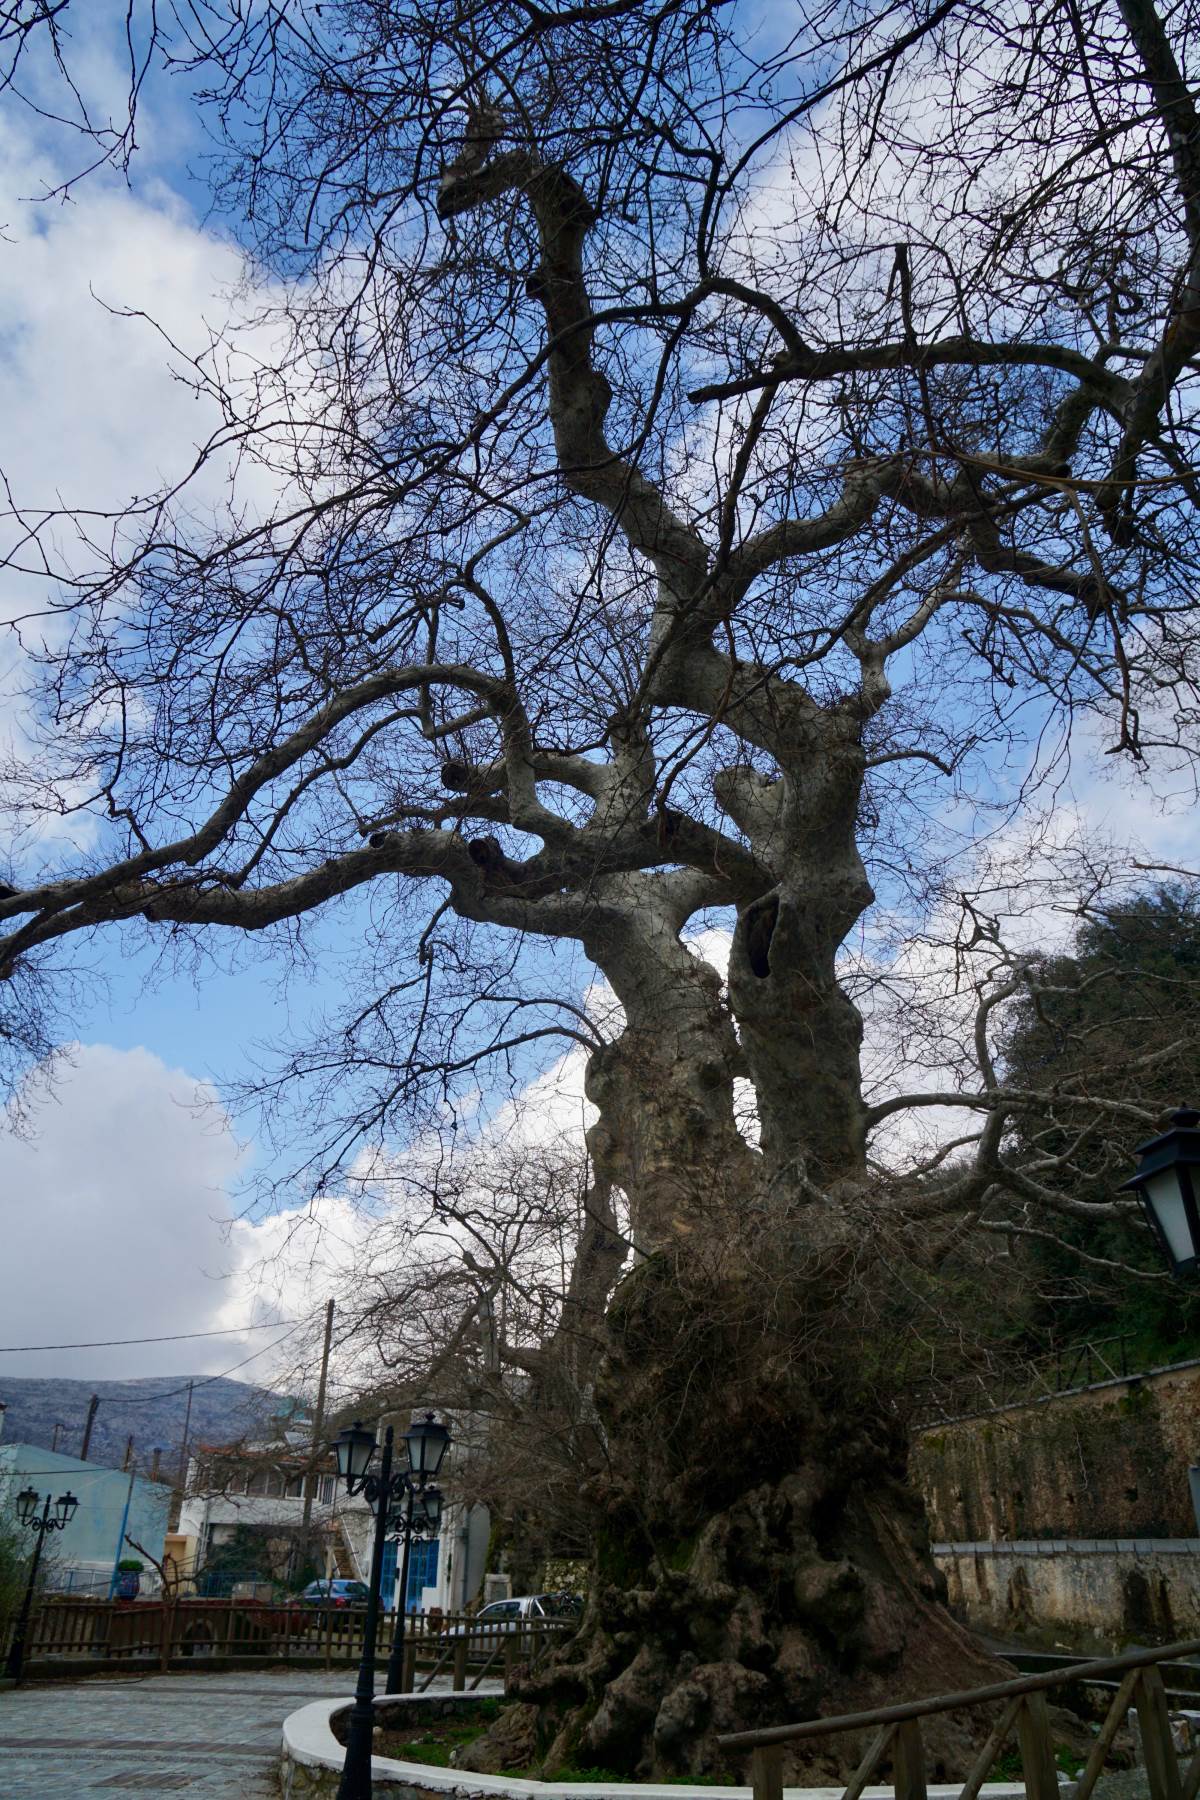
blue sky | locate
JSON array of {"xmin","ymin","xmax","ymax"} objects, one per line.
[{"xmin": 0, "ymin": 10, "xmax": 411, "ymax": 1389}]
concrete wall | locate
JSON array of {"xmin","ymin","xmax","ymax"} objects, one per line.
[
  {"xmin": 913, "ymin": 1361, "xmax": 1200, "ymax": 1541},
  {"xmin": 934, "ymin": 1538, "xmax": 1200, "ymax": 1649},
  {"xmin": 0, "ymin": 1442, "xmax": 171, "ymax": 1590}
]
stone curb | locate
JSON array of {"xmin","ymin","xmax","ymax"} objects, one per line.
[{"xmin": 280, "ymin": 1693, "xmax": 1035, "ymax": 1800}]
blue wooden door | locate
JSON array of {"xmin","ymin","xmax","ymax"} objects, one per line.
[
  {"xmin": 406, "ymin": 1537, "xmax": 439, "ymax": 1610},
  {"xmin": 379, "ymin": 1538, "xmax": 398, "ymax": 1607}
]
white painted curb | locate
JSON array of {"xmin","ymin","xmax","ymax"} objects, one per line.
[{"xmin": 280, "ymin": 1692, "xmax": 1037, "ymax": 1800}]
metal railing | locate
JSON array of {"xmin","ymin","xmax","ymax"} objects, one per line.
[
  {"xmin": 4, "ymin": 1597, "xmax": 574, "ymax": 1680},
  {"xmin": 914, "ymin": 1336, "xmax": 1148, "ymax": 1427},
  {"xmin": 720, "ymin": 1637, "xmax": 1200, "ymax": 1800}
]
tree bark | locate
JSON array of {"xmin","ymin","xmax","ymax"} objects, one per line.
[
  {"xmin": 582, "ymin": 880, "xmax": 757, "ymax": 1253},
  {"xmin": 722, "ymin": 729, "xmax": 874, "ymax": 1189}
]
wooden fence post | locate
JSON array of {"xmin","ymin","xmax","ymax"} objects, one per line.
[
  {"xmin": 453, "ymin": 1636, "xmax": 469, "ymax": 1692},
  {"xmin": 892, "ymin": 1719, "xmax": 928, "ymax": 1800},
  {"xmin": 402, "ymin": 1638, "xmax": 416, "ymax": 1693},
  {"xmin": 1135, "ymin": 1667, "xmax": 1185, "ymax": 1800},
  {"xmin": 1016, "ymin": 1693, "xmax": 1060, "ymax": 1800},
  {"xmin": 750, "ymin": 1745, "xmax": 784, "ymax": 1800}
]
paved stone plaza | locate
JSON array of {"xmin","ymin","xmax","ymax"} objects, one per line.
[{"xmin": 0, "ymin": 1667, "xmax": 358, "ymax": 1799}]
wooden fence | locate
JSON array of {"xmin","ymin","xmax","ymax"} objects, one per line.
[
  {"xmin": 720, "ymin": 1637, "xmax": 1200, "ymax": 1800},
  {"xmin": 7, "ymin": 1597, "xmax": 572, "ymax": 1681}
]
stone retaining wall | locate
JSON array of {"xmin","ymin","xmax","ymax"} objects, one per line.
[
  {"xmin": 934, "ymin": 1539, "xmax": 1200, "ymax": 1649},
  {"xmin": 914, "ymin": 1362, "xmax": 1200, "ymax": 1542}
]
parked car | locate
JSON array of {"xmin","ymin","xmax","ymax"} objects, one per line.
[
  {"xmin": 445, "ymin": 1592, "xmax": 582, "ymax": 1640},
  {"xmin": 297, "ymin": 1578, "xmax": 372, "ymax": 1609}
]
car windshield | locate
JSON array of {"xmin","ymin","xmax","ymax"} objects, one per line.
[{"xmin": 536, "ymin": 1591, "xmax": 579, "ymax": 1620}]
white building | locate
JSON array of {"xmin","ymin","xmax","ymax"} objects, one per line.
[
  {"xmin": 178, "ymin": 1413, "xmax": 491, "ymax": 1611},
  {"xmin": 176, "ymin": 1427, "xmax": 339, "ymax": 1589}
]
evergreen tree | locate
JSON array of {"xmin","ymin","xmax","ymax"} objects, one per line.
[{"xmin": 1000, "ymin": 886, "xmax": 1200, "ymax": 1359}]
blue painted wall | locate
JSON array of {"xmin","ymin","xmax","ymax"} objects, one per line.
[{"xmin": 0, "ymin": 1443, "xmax": 172, "ymax": 1588}]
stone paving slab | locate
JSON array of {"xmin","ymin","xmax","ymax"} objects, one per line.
[{"xmin": 0, "ymin": 1666, "xmax": 359, "ymax": 1799}]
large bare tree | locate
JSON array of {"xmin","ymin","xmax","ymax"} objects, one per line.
[{"xmin": 2, "ymin": 0, "xmax": 1200, "ymax": 1774}]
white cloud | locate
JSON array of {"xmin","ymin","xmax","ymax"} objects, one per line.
[
  {"xmin": 0, "ymin": 1043, "xmax": 270, "ymax": 1380},
  {"xmin": 0, "ymin": 125, "xmax": 253, "ymax": 865},
  {"xmin": 0, "ymin": 157, "xmax": 248, "ymax": 541}
]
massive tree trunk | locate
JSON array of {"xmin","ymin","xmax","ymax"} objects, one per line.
[
  {"xmin": 474, "ymin": 1248, "xmax": 1002, "ymax": 1784},
  {"xmin": 463, "ymin": 862, "xmax": 1004, "ymax": 1782}
]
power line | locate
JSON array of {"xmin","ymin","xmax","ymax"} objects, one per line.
[
  {"xmin": 2, "ymin": 1323, "xmax": 319, "ymax": 1481},
  {"xmin": 0, "ymin": 1320, "xmax": 302, "ymax": 1353},
  {"xmin": 103, "ymin": 1321, "xmax": 312, "ymax": 1404},
  {"xmin": 2, "ymin": 1322, "xmax": 314, "ymax": 1425},
  {"xmin": 0, "ymin": 1466, "xmax": 171, "ymax": 1478}
]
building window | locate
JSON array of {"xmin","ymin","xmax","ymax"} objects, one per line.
[
  {"xmin": 285, "ymin": 1473, "xmax": 304, "ymax": 1499},
  {"xmin": 245, "ymin": 1468, "xmax": 285, "ymax": 1497},
  {"xmin": 319, "ymin": 1475, "xmax": 334, "ymax": 1504}
]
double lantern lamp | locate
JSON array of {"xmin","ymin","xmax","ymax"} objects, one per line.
[
  {"xmin": 5, "ymin": 1485, "xmax": 81, "ymax": 1683},
  {"xmin": 15, "ymin": 1486, "xmax": 79, "ymax": 1529},
  {"xmin": 333, "ymin": 1409, "xmax": 450, "ymax": 1502},
  {"xmin": 331, "ymin": 1412, "xmax": 451, "ymax": 1800}
]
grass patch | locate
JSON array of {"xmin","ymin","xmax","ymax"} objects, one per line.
[
  {"xmin": 660, "ymin": 1778, "xmax": 735, "ymax": 1787},
  {"xmin": 344, "ymin": 1700, "xmax": 504, "ymax": 1765},
  {"xmin": 373, "ymin": 1721, "xmax": 486, "ymax": 1765},
  {"xmin": 551, "ymin": 1766, "xmax": 630, "ymax": 1783},
  {"xmin": 371, "ymin": 1695, "xmax": 506, "ymax": 1765},
  {"xmin": 989, "ymin": 1746, "xmax": 1085, "ymax": 1782}
]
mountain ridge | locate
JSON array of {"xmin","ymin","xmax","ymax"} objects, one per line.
[{"xmin": 0, "ymin": 1373, "xmax": 290, "ymax": 1476}]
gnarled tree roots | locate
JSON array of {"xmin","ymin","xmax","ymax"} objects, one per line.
[{"xmin": 462, "ymin": 1255, "xmax": 1005, "ymax": 1783}]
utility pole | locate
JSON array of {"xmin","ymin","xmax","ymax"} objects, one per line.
[
  {"xmin": 51, "ymin": 1422, "xmax": 65, "ymax": 1453},
  {"xmin": 176, "ymin": 1380, "xmax": 195, "ymax": 1490},
  {"xmin": 302, "ymin": 1299, "xmax": 335, "ymax": 1533},
  {"xmin": 80, "ymin": 1394, "xmax": 100, "ymax": 1462},
  {"xmin": 108, "ymin": 1465, "xmax": 138, "ymax": 1600},
  {"xmin": 122, "ymin": 1434, "xmax": 135, "ymax": 1471}
]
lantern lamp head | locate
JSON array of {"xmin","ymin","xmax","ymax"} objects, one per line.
[
  {"xmin": 418, "ymin": 1485, "xmax": 443, "ymax": 1537},
  {"xmin": 402, "ymin": 1412, "xmax": 450, "ymax": 1483},
  {"xmin": 56, "ymin": 1491, "xmax": 79, "ymax": 1527},
  {"xmin": 1121, "ymin": 1105, "xmax": 1200, "ymax": 1281},
  {"xmin": 333, "ymin": 1420, "xmax": 377, "ymax": 1491},
  {"xmin": 15, "ymin": 1486, "xmax": 39, "ymax": 1524}
]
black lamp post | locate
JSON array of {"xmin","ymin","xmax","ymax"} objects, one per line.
[
  {"xmin": 383, "ymin": 1413, "xmax": 450, "ymax": 1696},
  {"xmin": 1121, "ymin": 1105, "xmax": 1200, "ymax": 1281},
  {"xmin": 333, "ymin": 1413, "xmax": 451, "ymax": 1799},
  {"xmin": 4, "ymin": 1485, "xmax": 80, "ymax": 1683}
]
